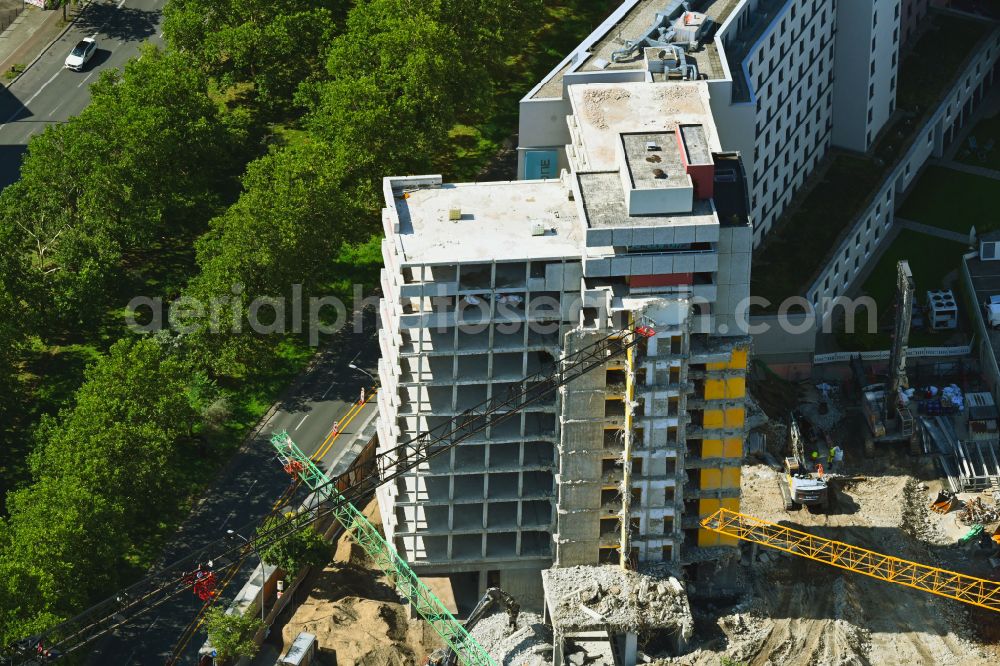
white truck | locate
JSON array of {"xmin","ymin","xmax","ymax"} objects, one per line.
[{"xmin": 986, "ymin": 295, "xmax": 1000, "ymax": 329}]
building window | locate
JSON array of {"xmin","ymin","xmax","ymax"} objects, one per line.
[
  {"xmin": 871, "ymin": 35, "xmax": 876, "ymax": 51},
  {"xmin": 854, "ymin": 257, "xmax": 860, "ymax": 271},
  {"xmin": 927, "ymin": 131, "xmax": 933, "ymax": 145},
  {"xmin": 865, "ymin": 241, "xmax": 870, "ymax": 256},
  {"xmin": 894, "ymin": 3, "xmax": 900, "ymax": 18},
  {"xmin": 893, "ymin": 27, "xmax": 898, "ymax": 44},
  {"xmin": 855, "ymin": 232, "xmax": 861, "ymax": 247},
  {"xmin": 892, "ymin": 52, "xmax": 897, "ymax": 67},
  {"xmin": 870, "ymin": 59, "xmax": 876, "ymax": 76},
  {"xmin": 869, "ymin": 82, "xmax": 875, "ymax": 99},
  {"xmin": 890, "ymin": 76, "xmax": 896, "ymax": 91},
  {"xmin": 868, "ymin": 108, "xmax": 873, "ymax": 123},
  {"xmin": 873, "ymin": 11, "xmax": 877, "ymax": 27}
]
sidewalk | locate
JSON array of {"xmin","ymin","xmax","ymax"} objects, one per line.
[
  {"xmin": 0, "ymin": 2, "xmax": 81, "ymax": 86},
  {"xmin": 896, "ymin": 217, "xmax": 971, "ymax": 244},
  {"xmin": 936, "ymin": 158, "xmax": 1000, "ymax": 182}
]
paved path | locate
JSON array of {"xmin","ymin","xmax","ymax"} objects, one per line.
[
  {"xmin": 936, "ymin": 158, "xmax": 1000, "ymax": 181},
  {"xmin": 897, "ymin": 217, "xmax": 971, "ymax": 244}
]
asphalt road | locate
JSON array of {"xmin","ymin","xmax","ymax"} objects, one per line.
[
  {"xmin": 0, "ymin": 0, "xmax": 166, "ymax": 187},
  {"xmin": 87, "ymin": 322, "xmax": 381, "ymax": 665},
  {"xmin": 0, "ymin": 5, "xmax": 385, "ymax": 662}
]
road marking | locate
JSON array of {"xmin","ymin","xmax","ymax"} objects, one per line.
[
  {"xmin": 295, "ymin": 414, "xmax": 309, "ymax": 430},
  {"xmin": 116, "ymin": 0, "xmax": 125, "ymax": 8},
  {"xmin": 77, "ymin": 70, "xmax": 96, "ymax": 87},
  {"xmin": 243, "ymin": 479, "xmax": 257, "ymax": 497},
  {"xmin": 312, "ymin": 391, "xmax": 377, "ymax": 462},
  {"xmin": 320, "ymin": 381, "xmax": 337, "ymax": 400},
  {"xmin": 0, "ymin": 69, "xmax": 61, "ymax": 129},
  {"xmin": 218, "ymin": 509, "xmax": 235, "ymax": 531}
]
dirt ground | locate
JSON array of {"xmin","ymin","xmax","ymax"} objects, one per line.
[
  {"xmin": 666, "ymin": 439, "xmax": 1000, "ymax": 666},
  {"xmin": 274, "ymin": 501, "xmax": 443, "ymax": 665}
]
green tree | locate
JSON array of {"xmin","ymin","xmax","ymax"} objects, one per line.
[
  {"xmin": 183, "ymin": 140, "xmax": 356, "ymax": 376},
  {"xmin": 257, "ymin": 513, "xmax": 330, "ymax": 573},
  {"xmin": 163, "ymin": 0, "xmax": 343, "ymax": 113},
  {"xmin": 0, "ymin": 46, "xmax": 245, "ymax": 331},
  {"xmin": 204, "ymin": 607, "xmax": 264, "ymax": 661}
]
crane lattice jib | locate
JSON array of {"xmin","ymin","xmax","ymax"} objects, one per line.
[
  {"xmin": 701, "ymin": 509, "xmax": 1000, "ymax": 612},
  {"xmin": 271, "ymin": 433, "xmax": 495, "ymax": 666}
]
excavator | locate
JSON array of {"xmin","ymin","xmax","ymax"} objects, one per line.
[
  {"xmin": 852, "ymin": 260, "xmax": 921, "ymax": 457},
  {"xmin": 425, "ymin": 588, "xmax": 520, "ymax": 666},
  {"xmin": 778, "ymin": 411, "xmax": 829, "ymax": 511},
  {"xmin": 8, "ymin": 320, "xmax": 1000, "ymax": 666}
]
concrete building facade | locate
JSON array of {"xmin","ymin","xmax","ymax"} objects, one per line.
[
  {"xmin": 376, "ymin": 80, "xmax": 751, "ymax": 597},
  {"xmin": 518, "ymin": 0, "xmax": 920, "ymax": 246},
  {"xmin": 831, "ymin": 0, "xmax": 901, "ymax": 152}
]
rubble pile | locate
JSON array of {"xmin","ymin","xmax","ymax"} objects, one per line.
[
  {"xmin": 959, "ymin": 496, "xmax": 1000, "ymax": 525},
  {"xmin": 469, "ymin": 611, "xmax": 553, "ymax": 666},
  {"xmin": 542, "ymin": 566, "xmax": 694, "ymax": 637}
]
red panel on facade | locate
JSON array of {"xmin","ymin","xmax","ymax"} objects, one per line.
[
  {"xmin": 687, "ymin": 163, "xmax": 715, "ymax": 200},
  {"xmin": 631, "ymin": 273, "xmax": 693, "ymax": 287}
]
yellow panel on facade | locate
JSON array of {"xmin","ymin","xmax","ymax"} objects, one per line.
[
  {"xmin": 723, "ymin": 438, "xmax": 743, "ymax": 457},
  {"xmin": 718, "ymin": 497, "xmax": 741, "ymax": 546},
  {"xmin": 704, "ymin": 379, "xmax": 725, "ymax": 399},
  {"xmin": 702, "ymin": 439, "xmax": 723, "ymax": 457},
  {"xmin": 704, "ymin": 409, "xmax": 724, "ymax": 428},
  {"xmin": 699, "ymin": 528, "xmax": 722, "ymax": 547},
  {"xmin": 726, "ymin": 377, "xmax": 746, "ymax": 398},
  {"xmin": 724, "ymin": 408, "xmax": 745, "ymax": 428},
  {"xmin": 698, "ymin": 499, "xmax": 722, "ymax": 546},
  {"xmin": 707, "ymin": 361, "xmax": 727, "ymax": 371},
  {"xmin": 728, "ymin": 348, "xmax": 748, "ymax": 370},
  {"xmin": 722, "ymin": 467, "xmax": 741, "ymax": 488},
  {"xmin": 701, "ymin": 468, "xmax": 722, "ymax": 489}
]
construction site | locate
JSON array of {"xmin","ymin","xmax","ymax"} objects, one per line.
[{"xmin": 5, "ymin": 2, "xmax": 1000, "ymax": 666}]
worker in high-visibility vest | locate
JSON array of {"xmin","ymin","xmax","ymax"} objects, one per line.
[
  {"xmin": 811, "ymin": 451, "xmax": 819, "ymax": 471},
  {"xmin": 826, "ymin": 447, "xmax": 835, "ymax": 471}
]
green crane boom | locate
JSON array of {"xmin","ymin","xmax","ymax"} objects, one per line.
[{"xmin": 271, "ymin": 432, "xmax": 494, "ymax": 665}]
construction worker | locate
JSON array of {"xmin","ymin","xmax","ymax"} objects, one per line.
[
  {"xmin": 811, "ymin": 450, "xmax": 819, "ymax": 470},
  {"xmin": 833, "ymin": 445, "xmax": 844, "ymax": 471},
  {"xmin": 826, "ymin": 447, "xmax": 835, "ymax": 471}
]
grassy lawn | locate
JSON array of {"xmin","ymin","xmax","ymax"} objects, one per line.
[
  {"xmin": 897, "ymin": 165, "xmax": 1000, "ymax": 235},
  {"xmin": 837, "ymin": 230, "xmax": 970, "ymax": 351},
  {"xmin": 955, "ymin": 111, "xmax": 1000, "ymax": 172},
  {"xmin": 752, "ymin": 154, "xmax": 882, "ymax": 308},
  {"xmin": 751, "ymin": 10, "xmax": 990, "ymax": 310}
]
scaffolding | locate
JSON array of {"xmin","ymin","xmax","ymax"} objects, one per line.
[
  {"xmin": 271, "ymin": 432, "xmax": 496, "ymax": 666},
  {"xmin": 701, "ymin": 509, "xmax": 1000, "ymax": 612}
]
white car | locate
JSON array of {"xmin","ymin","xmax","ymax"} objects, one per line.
[{"xmin": 64, "ymin": 37, "xmax": 97, "ymax": 71}]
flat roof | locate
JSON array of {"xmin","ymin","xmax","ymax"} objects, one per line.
[
  {"xmin": 529, "ymin": 0, "xmax": 734, "ymax": 100},
  {"xmin": 577, "ymin": 171, "xmax": 718, "ymax": 228},
  {"xmin": 622, "ymin": 132, "xmax": 687, "ymax": 189},
  {"xmin": 679, "ymin": 124, "xmax": 711, "ymax": 165},
  {"xmin": 387, "ymin": 180, "xmax": 583, "ymax": 265},
  {"xmin": 568, "ymin": 82, "xmax": 719, "ymax": 171}
]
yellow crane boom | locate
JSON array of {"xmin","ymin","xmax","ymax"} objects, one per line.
[{"xmin": 701, "ymin": 509, "xmax": 1000, "ymax": 612}]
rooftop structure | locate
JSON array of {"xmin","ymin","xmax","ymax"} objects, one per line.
[
  {"xmin": 377, "ymin": 73, "xmax": 752, "ymax": 605},
  {"xmin": 384, "ymin": 179, "xmax": 582, "ymax": 264}
]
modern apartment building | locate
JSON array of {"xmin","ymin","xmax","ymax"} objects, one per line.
[
  {"xmin": 831, "ymin": 0, "xmax": 901, "ymax": 152},
  {"xmin": 519, "ymin": 0, "xmax": 910, "ymax": 245},
  {"xmin": 376, "ymin": 80, "xmax": 751, "ymax": 600}
]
